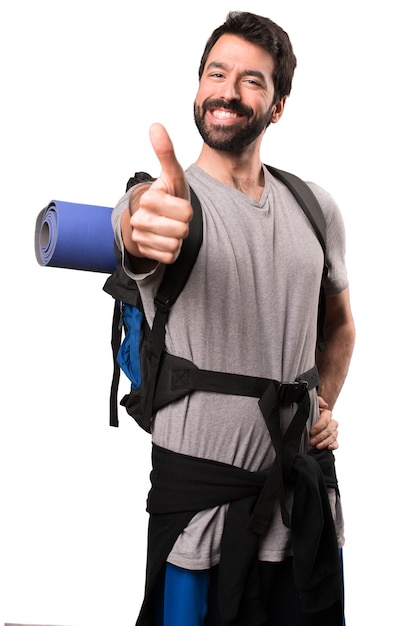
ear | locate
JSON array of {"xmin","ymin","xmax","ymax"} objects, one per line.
[{"xmin": 270, "ymin": 96, "xmax": 287, "ymax": 124}]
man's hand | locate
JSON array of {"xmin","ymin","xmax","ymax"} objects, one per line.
[
  {"xmin": 128, "ymin": 123, "xmax": 193, "ymax": 264},
  {"xmin": 309, "ymin": 396, "xmax": 339, "ymax": 450}
]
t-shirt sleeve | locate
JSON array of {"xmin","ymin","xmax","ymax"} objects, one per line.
[{"xmin": 307, "ymin": 182, "xmax": 350, "ymax": 297}]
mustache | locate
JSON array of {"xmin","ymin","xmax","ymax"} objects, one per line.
[{"xmin": 202, "ymin": 98, "xmax": 254, "ymax": 118}]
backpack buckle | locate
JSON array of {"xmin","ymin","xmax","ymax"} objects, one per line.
[
  {"xmin": 278, "ymin": 379, "xmax": 308, "ymax": 405},
  {"xmin": 154, "ymin": 293, "xmax": 171, "ymax": 314}
]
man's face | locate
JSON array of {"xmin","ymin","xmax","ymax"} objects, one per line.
[{"xmin": 194, "ymin": 34, "xmax": 279, "ymax": 152}]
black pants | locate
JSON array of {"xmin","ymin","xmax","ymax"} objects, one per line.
[{"xmin": 205, "ymin": 558, "xmax": 344, "ymax": 626}]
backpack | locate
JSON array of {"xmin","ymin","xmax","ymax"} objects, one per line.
[{"xmin": 103, "ymin": 167, "xmax": 328, "ymax": 431}]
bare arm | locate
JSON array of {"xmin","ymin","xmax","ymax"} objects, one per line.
[
  {"xmin": 310, "ymin": 287, "xmax": 355, "ymax": 449},
  {"xmin": 315, "ymin": 287, "xmax": 355, "ymax": 409}
]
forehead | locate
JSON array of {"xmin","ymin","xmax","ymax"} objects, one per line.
[{"xmin": 204, "ymin": 34, "xmax": 275, "ymax": 80}]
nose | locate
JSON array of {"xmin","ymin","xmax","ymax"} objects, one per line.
[{"xmin": 220, "ymin": 76, "xmax": 241, "ymax": 101}]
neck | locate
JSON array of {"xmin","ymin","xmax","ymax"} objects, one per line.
[{"xmin": 195, "ymin": 143, "xmax": 265, "ymax": 200}]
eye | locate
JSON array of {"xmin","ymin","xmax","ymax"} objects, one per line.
[{"xmin": 243, "ymin": 77, "xmax": 263, "ymax": 88}]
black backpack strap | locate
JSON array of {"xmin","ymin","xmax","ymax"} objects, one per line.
[
  {"xmin": 104, "ymin": 244, "xmax": 143, "ymax": 427},
  {"xmin": 104, "ymin": 177, "xmax": 203, "ymax": 429},
  {"xmin": 151, "ymin": 355, "xmax": 319, "ymax": 420},
  {"xmin": 169, "ymin": 362, "xmax": 318, "ymax": 404},
  {"xmin": 153, "ymin": 187, "xmax": 203, "ymax": 310},
  {"xmin": 265, "ymin": 166, "xmax": 326, "ymax": 254},
  {"xmin": 105, "ymin": 171, "xmax": 157, "ymax": 426},
  {"xmin": 109, "ymin": 301, "xmax": 123, "ymax": 427},
  {"xmin": 143, "ymin": 186, "xmax": 204, "ymax": 425},
  {"xmin": 155, "ymin": 352, "xmax": 319, "ymax": 532},
  {"xmin": 265, "ymin": 165, "xmax": 328, "ymax": 352}
]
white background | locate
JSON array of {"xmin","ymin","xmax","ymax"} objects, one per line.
[{"xmin": 1, "ymin": 1, "xmax": 417, "ymax": 624}]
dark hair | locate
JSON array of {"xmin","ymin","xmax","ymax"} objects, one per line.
[{"xmin": 198, "ymin": 11, "xmax": 297, "ymax": 101}]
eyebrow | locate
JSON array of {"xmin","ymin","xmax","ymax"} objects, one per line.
[{"xmin": 206, "ymin": 61, "xmax": 267, "ymax": 83}]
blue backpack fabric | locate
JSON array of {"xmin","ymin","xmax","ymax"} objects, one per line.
[{"xmin": 117, "ymin": 304, "xmax": 143, "ymax": 390}]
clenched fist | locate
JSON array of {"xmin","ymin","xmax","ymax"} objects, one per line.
[{"xmin": 127, "ymin": 123, "xmax": 193, "ymax": 265}]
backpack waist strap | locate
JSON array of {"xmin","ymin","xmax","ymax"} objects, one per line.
[{"xmin": 153, "ymin": 351, "xmax": 319, "ymax": 412}]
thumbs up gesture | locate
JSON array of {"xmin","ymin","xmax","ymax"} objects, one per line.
[{"xmin": 128, "ymin": 123, "xmax": 193, "ymax": 265}]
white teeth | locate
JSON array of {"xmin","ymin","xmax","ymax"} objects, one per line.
[{"xmin": 212, "ymin": 110, "xmax": 238, "ymax": 119}]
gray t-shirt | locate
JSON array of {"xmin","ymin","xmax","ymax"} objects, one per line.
[{"xmin": 112, "ymin": 164, "xmax": 348, "ymax": 569}]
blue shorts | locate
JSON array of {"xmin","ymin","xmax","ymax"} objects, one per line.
[{"xmin": 153, "ymin": 564, "xmax": 211, "ymax": 626}]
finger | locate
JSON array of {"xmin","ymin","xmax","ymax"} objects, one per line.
[
  {"xmin": 131, "ymin": 237, "xmax": 183, "ymax": 266},
  {"xmin": 317, "ymin": 395, "xmax": 329, "ymax": 409},
  {"xmin": 311, "ymin": 430, "xmax": 339, "ymax": 449},
  {"xmin": 137, "ymin": 187, "xmax": 193, "ymax": 224},
  {"xmin": 324, "ymin": 432, "xmax": 339, "ymax": 450},
  {"xmin": 310, "ymin": 409, "xmax": 332, "ymax": 437},
  {"xmin": 310, "ymin": 415, "xmax": 337, "ymax": 444},
  {"xmin": 311, "ymin": 419, "xmax": 339, "ymax": 448},
  {"xmin": 149, "ymin": 123, "xmax": 190, "ymax": 200},
  {"xmin": 130, "ymin": 201, "xmax": 190, "ymax": 265},
  {"xmin": 131, "ymin": 207, "xmax": 190, "ymax": 241}
]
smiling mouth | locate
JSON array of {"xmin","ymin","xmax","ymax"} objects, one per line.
[{"xmin": 211, "ymin": 109, "xmax": 243, "ymax": 120}]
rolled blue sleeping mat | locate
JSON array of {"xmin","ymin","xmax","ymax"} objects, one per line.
[{"xmin": 35, "ymin": 200, "xmax": 116, "ymax": 273}]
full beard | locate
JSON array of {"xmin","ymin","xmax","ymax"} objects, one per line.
[{"xmin": 194, "ymin": 99, "xmax": 272, "ymax": 152}]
